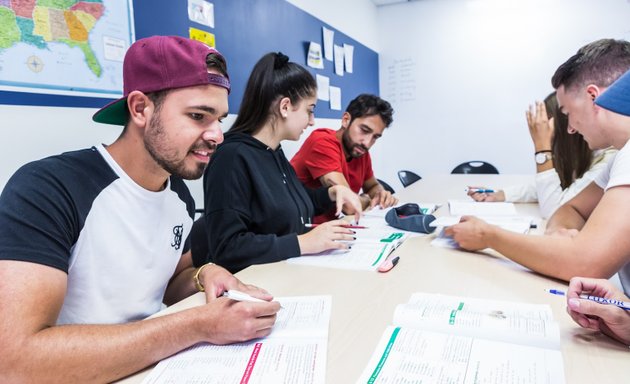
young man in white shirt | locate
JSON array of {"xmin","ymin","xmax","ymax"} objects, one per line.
[{"xmin": 0, "ymin": 36, "xmax": 280, "ymax": 382}]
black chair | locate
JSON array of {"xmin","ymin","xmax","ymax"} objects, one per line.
[
  {"xmin": 377, "ymin": 178, "xmax": 396, "ymax": 194},
  {"xmin": 397, "ymin": 170, "xmax": 422, "ymax": 188},
  {"xmin": 451, "ymin": 161, "xmax": 499, "ymax": 174}
]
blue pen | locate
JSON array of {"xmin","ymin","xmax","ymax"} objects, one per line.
[
  {"xmin": 546, "ymin": 289, "xmax": 630, "ymax": 311},
  {"xmin": 466, "ymin": 188, "xmax": 495, "ymax": 194}
]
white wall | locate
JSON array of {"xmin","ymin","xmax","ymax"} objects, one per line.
[
  {"xmin": 0, "ymin": 104, "xmax": 120, "ymax": 188},
  {"xmin": 372, "ymin": 0, "xmax": 630, "ymax": 190}
]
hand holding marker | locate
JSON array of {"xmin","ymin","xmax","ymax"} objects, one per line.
[{"xmin": 546, "ymin": 289, "xmax": 630, "ymax": 310}]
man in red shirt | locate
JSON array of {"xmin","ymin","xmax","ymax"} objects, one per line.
[{"xmin": 291, "ymin": 94, "xmax": 398, "ymax": 223}]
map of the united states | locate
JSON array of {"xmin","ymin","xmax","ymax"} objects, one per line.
[{"xmin": 0, "ymin": 0, "xmax": 104, "ymax": 77}]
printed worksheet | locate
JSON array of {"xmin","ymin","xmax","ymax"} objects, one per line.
[
  {"xmin": 286, "ymin": 228, "xmax": 407, "ymax": 271},
  {"xmin": 142, "ymin": 296, "xmax": 331, "ymax": 384}
]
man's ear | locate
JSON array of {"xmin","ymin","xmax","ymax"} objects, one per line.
[
  {"xmin": 127, "ymin": 91, "xmax": 151, "ymax": 127},
  {"xmin": 341, "ymin": 112, "xmax": 352, "ymax": 129},
  {"xmin": 278, "ymin": 97, "xmax": 291, "ymax": 118},
  {"xmin": 585, "ymin": 84, "xmax": 601, "ymax": 101}
]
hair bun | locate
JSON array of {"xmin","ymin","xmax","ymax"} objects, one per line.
[{"xmin": 274, "ymin": 52, "xmax": 289, "ymax": 69}]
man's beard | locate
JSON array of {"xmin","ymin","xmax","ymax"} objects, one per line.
[
  {"xmin": 144, "ymin": 112, "xmax": 216, "ymax": 180},
  {"xmin": 342, "ymin": 130, "xmax": 368, "ymax": 159}
]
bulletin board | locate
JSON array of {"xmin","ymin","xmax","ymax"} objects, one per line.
[{"xmin": 0, "ymin": 0, "xmax": 379, "ymax": 119}]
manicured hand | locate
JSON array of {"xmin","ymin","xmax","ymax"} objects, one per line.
[
  {"xmin": 297, "ymin": 219, "xmax": 355, "ymax": 255},
  {"xmin": 566, "ymin": 277, "xmax": 630, "ymax": 346}
]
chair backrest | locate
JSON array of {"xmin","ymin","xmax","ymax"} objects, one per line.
[
  {"xmin": 377, "ymin": 178, "xmax": 396, "ymax": 194},
  {"xmin": 451, "ymin": 161, "xmax": 499, "ymax": 174},
  {"xmin": 397, "ymin": 170, "xmax": 422, "ymax": 187}
]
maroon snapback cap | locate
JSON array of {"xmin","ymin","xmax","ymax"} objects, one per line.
[{"xmin": 93, "ymin": 35, "xmax": 230, "ymax": 126}]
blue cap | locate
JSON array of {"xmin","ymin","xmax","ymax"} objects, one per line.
[{"xmin": 595, "ymin": 68, "xmax": 630, "ymax": 116}]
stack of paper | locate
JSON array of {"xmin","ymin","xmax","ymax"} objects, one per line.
[
  {"xmin": 431, "ymin": 200, "xmax": 534, "ymax": 234},
  {"xmin": 143, "ymin": 296, "xmax": 331, "ymax": 384},
  {"xmin": 356, "ymin": 293, "xmax": 565, "ymax": 384}
]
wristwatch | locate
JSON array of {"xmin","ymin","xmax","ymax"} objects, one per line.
[{"xmin": 535, "ymin": 150, "xmax": 552, "ymax": 165}]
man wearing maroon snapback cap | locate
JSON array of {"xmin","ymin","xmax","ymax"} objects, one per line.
[{"xmin": 0, "ymin": 36, "xmax": 280, "ymax": 382}]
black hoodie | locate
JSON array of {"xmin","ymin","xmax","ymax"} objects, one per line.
[{"xmin": 203, "ymin": 132, "xmax": 334, "ymax": 273}]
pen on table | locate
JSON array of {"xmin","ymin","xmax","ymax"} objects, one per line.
[
  {"xmin": 465, "ymin": 188, "xmax": 495, "ymax": 194},
  {"xmin": 305, "ymin": 223, "xmax": 368, "ymax": 229},
  {"xmin": 545, "ymin": 289, "xmax": 630, "ymax": 311},
  {"xmin": 223, "ymin": 289, "xmax": 284, "ymax": 308}
]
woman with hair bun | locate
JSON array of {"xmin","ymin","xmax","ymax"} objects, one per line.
[{"xmin": 203, "ymin": 52, "xmax": 361, "ymax": 273}]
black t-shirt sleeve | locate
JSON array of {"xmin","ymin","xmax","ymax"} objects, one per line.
[
  {"xmin": 0, "ymin": 149, "xmax": 118, "ymax": 273},
  {"xmin": 0, "ymin": 161, "xmax": 82, "ymax": 272}
]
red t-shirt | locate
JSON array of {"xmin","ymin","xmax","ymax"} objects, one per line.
[{"xmin": 291, "ymin": 128, "xmax": 374, "ymax": 223}]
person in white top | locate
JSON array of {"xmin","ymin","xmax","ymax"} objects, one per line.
[
  {"xmin": 468, "ymin": 91, "xmax": 616, "ymax": 219},
  {"xmin": 446, "ymin": 39, "xmax": 630, "ymax": 295}
]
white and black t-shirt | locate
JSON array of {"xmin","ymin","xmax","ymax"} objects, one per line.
[{"xmin": 0, "ymin": 145, "xmax": 194, "ymax": 324}]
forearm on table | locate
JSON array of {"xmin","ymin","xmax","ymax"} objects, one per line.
[
  {"xmin": 4, "ymin": 309, "xmax": 204, "ymax": 383},
  {"xmin": 484, "ymin": 228, "xmax": 615, "ymax": 281}
]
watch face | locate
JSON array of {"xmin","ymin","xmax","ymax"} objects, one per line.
[{"xmin": 535, "ymin": 152, "xmax": 550, "ymax": 164}]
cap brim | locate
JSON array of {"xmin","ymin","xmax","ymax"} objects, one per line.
[
  {"xmin": 595, "ymin": 69, "xmax": 630, "ymax": 117},
  {"xmin": 92, "ymin": 97, "xmax": 129, "ymax": 126}
]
